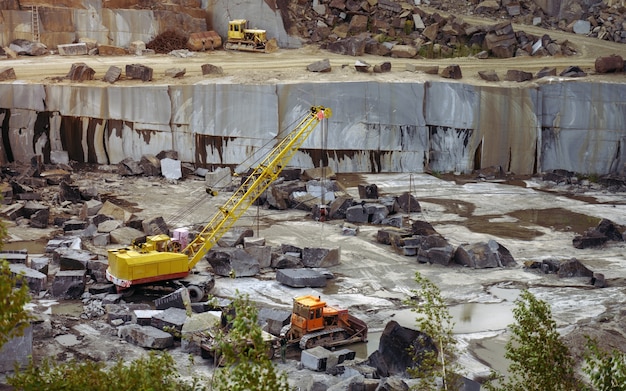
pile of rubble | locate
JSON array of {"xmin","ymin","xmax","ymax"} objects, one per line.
[
  {"xmin": 284, "ymin": 0, "xmax": 577, "ymax": 60},
  {"xmin": 283, "ymin": 0, "xmax": 626, "ymax": 57}
]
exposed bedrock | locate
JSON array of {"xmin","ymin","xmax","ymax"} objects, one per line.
[{"xmin": 0, "ymin": 80, "xmax": 624, "ymax": 175}]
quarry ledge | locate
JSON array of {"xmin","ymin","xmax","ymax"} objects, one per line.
[{"xmin": 0, "ymin": 76, "xmax": 625, "ymax": 177}]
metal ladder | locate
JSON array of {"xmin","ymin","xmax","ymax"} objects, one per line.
[{"xmin": 29, "ymin": 5, "xmax": 40, "ymax": 43}]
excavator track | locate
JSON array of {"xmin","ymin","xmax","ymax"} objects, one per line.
[{"xmin": 299, "ymin": 327, "xmax": 349, "ymax": 350}]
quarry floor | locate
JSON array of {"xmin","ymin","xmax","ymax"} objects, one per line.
[{"xmin": 3, "ymin": 169, "xmax": 626, "ymax": 387}]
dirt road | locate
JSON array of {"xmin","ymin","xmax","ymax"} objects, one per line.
[{"xmin": 4, "ymin": 22, "xmax": 625, "ymax": 86}]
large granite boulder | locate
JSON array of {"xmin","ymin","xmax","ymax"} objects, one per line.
[
  {"xmin": 454, "ymin": 240, "xmax": 516, "ymax": 268},
  {"xmin": 206, "ymin": 247, "xmax": 260, "ymax": 277},
  {"xmin": 367, "ymin": 321, "xmax": 436, "ymax": 377}
]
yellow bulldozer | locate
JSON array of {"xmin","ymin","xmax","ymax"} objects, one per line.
[{"xmin": 224, "ymin": 19, "xmax": 278, "ymax": 53}]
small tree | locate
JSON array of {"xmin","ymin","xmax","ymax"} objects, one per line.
[
  {"xmin": 211, "ymin": 292, "xmax": 290, "ymax": 391},
  {"xmin": 404, "ymin": 271, "xmax": 460, "ymax": 390},
  {"xmin": 0, "ymin": 259, "xmax": 33, "ymax": 350},
  {"xmin": 583, "ymin": 337, "xmax": 626, "ymax": 391},
  {"xmin": 485, "ymin": 290, "xmax": 581, "ymax": 391}
]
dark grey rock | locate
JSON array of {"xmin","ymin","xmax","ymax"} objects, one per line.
[
  {"xmin": 346, "ymin": 205, "xmax": 368, "ymax": 223},
  {"xmin": 367, "ymin": 320, "xmax": 435, "ymax": 377},
  {"xmin": 245, "ymin": 245, "xmax": 272, "ymax": 268},
  {"xmin": 56, "ymin": 248, "xmax": 94, "ymax": 270},
  {"xmin": 276, "ymin": 268, "xmax": 327, "ymax": 288},
  {"xmin": 302, "ymin": 247, "xmax": 340, "ymax": 268},
  {"xmin": 358, "ymin": 184, "xmax": 379, "ymax": 199},
  {"xmin": 0, "ymin": 325, "xmax": 32, "ymax": 372},
  {"xmin": 272, "ymin": 253, "xmax": 303, "ymax": 269},
  {"xmin": 103, "ymin": 66, "xmax": 122, "ymax": 83},
  {"xmin": 206, "ymin": 247, "xmax": 260, "ymax": 277},
  {"xmin": 441, "ymin": 64, "xmax": 462, "ymax": 79},
  {"xmin": 151, "ymin": 307, "xmax": 188, "ymax": 333},
  {"xmin": 396, "ymin": 192, "xmax": 421, "ymax": 213},
  {"xmin": 454, "ymin": 240, "xmax": 516, "ymax": 268},
  {"xmin": 142, "ymin": 216, "xmax": 168, "ymax": 236},
  {"xmin": 478, "ymin": 70, "xmax": 500, "ymax": 81},
  {"xmin": 51, "ymin": 270, "xmax": 86, "ymax": 299},
  {"xmin": 557, "ymin": 258, "xmax": 593, "ymax": 278},
  {"xmin": 307, "ymin": 58, "xmax": 332, "ymax": 72},
  {"xmin": 505, "ymin": 69, "xmax": 533, "ymax": 82},
  {"xmin": 118, "ymin": 324, "xmax": 174, "ymax": 349},
  {"xmin": 125, "ymin": 63, "xmax": 153, "ymax": 81},
  {"xmin": 9, "ymin": 263, "xmax": 47, "ymax": 292}
]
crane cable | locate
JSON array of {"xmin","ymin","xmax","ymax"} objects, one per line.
[{"xmin": 165, "ymin": 113, "xmax": 303, "ymax": 228}]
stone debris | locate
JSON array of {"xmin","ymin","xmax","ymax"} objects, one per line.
[
  {"xmin": 0, "ymin": 67, "xmax": 16, "ymax": 81},
  {"xmin": 118, "ymin": 324, "xmax": 174, "ymax": 349},
  {"xmin": 97, "ymin": 45, "xmax": 126, "ymax": 56},
  {"xmin": 505, "ymin": 69, "xmax": 533, "ymax": 82},
  {"xmin": 125, "ymin": 64, "xmax": 153, "ymax": 81},
  {"xmin": 66, "ymin": 62, "xmax": 95, "ymax": 81},
  {"xmin": 301, "ymin": 346, "xmax": 356, "ymax": 371},
  {"xmin": 165, "ymin": 67, "xmax": 186, "ymax": 78},
  {"xmin": 478, "ymin": 69, "xmax": 500, "ymax": 81},
  {"xmin": 201, "ymin": 63, "xmax": 223, "ymax": 75},
  {"xmin": 9, "ymin": 263, "xmax": 47, "ymax": 293},
  {"xmin": 573, "ymin": 218, "xmax": 624, "ymax": 249},
  {"xmin": 307, "ymin": 58, "xmax": 332, "ymax": 72}
]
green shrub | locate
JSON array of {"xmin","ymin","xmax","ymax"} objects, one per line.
[
  {"xmin": 8, "ymin": 351, "xmax": 207, "ymax": 391},
  {"xmin": 584, "ymin": 337, "xmax": 626, "ymax": 391}
]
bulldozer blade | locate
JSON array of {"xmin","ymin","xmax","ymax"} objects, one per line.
[{"xmin": 264, "ymin": 38, "xmax": 278, "ymax": 53}]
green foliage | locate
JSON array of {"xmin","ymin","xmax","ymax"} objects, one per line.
[
  {"xmin": 211, "ymin": 292, "xmax": 290, "ymax": 391},
  {"xmin": 583, "ymin": 337, "xmax": 626, "ymax": 391},
  {"xmin": 404, "ymin": 271, "xmax": 460, "ymax": 390},
  {"xmin": 484, "ymin": 290, "xmax": 581, "ymax": 391},
  {"xmin": 0, "ymin": 259, "xmax": 33, "ymax": 350},
  {"xmin": 7, "ymin": 351, "xmax": 207, "ymax": 391}
]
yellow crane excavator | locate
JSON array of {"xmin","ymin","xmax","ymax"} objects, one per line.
[{"xmin": 106, "ymin": 106, "xmax": 332, "ymax": 300}]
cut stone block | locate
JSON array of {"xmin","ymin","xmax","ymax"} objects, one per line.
[
  {"xmin": 51, "ymin": 270, "xmax": 86, "ymax": 299},
  {"xmin": 103, "ymin": 66, "xmax": 122, "ymax": 83},
  {"xmin": 0, "ymin": 250, "xmax": 27, "ymax": 264},
  {"xmin": 9, "ymin": 263, "xmax": 47, "ymax": 292},
  {"xmin": 276, "ymin": 268, "xmax": 327, "ymax": 288},
  {"xmin": 58, "ymin": 43, "xmax": 88, "ymax": 56},
  {"xmin": 66, "ymin": 62, "xmax": 95, "ymax": 81},
  {"xmin": 205, "ymin": 167, "xmax": 232, "ymax": 189},
  {"xmin": 207, "ymin": 247, "xmax": 260, "ymax": 277},
  {"xmin": 135, "ymin": 309, "xmax": 163, "ymax": 326},
  {"xmin": 181, "ymin": 311, "xmax": 221, "ymax": 352},
  {"xmin": 151, "ymin": 307, "xmax": 188, "ymax": 333},
  {"xmin": 0, "ymin": 325, "xmax": 32, "ymax": 372},
  {"xmin": 106, "ymin": 303, "xmax": 152, "ymax": 324},
  {"xmin": 109, "ymin": 226, "xmax": 144, "ymax": 245},
  {"xmin": 301, "ymin": 346, "xmax": 333, "ymax": 371},
  {"xmin": 161, "ymin": 158, "xmax": 182, "ymax": 179},
  {"xmin": 245, "ymin": 245, "xmax": 272, "ymax": 268},
  {"xmin": 125, "ymin": 63, "xmax": 153, "ymax": 81},
  {"xmin": 57, "ymin": 248, "xmax": 95, "ymax": 270},
  {"xmin": 118, "ymin": 324, "xmax": 174, "ymax": 349},
  {"xmin": 302, "ymin": 247, "xmax": 340, "ymax": 267},
  {"xmin": 346, "ymin": 205, "xmax": 368, "ymax": 223},
  {"xmin": 30, "ymin": 256, "xmax": 50, "ymax": 275},
  {"xmin": 0, "ymin": 67, "xmax": 16, "ymax": 81}
]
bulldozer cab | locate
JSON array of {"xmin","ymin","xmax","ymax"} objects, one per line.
[
  {"xmin": 228, "ymin": 19, "xmax": 248, "ymax": 40},
  {"xmin": 292, "ymin": 295, "xmax": 326, "ymax": 333}
]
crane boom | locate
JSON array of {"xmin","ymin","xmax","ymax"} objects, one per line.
[
  {"xmin": 106, "ymin": 106, "xmax": 332, "ymax": 290},
  {"xmin": 184, "ymin": 105, "xmax": 332, "ymax": 269}
]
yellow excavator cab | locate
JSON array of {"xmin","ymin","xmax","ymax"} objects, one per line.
[{"xmin": 228, "ymin": 19, "xmax": 248, "ymax": 40}]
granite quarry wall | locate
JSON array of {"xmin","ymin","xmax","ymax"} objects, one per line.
[{"xmin": 0, "ymin": 79, "xmax": 624, "ymax": 175}]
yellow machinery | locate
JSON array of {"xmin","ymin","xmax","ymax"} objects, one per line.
[
  {"xmin": 224, "ymin": 19, "xmax": 278, "ymax": 53},
  {"xmin": 283, "ymin": 295, "xmax": 368, "ymax": 349},
  {"xmin": 106, "ymin": 106, "xmax": 332, "ymax": 299}
]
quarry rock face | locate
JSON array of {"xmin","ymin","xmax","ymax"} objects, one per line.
[{"xmin": 2, "ymin": 79, "xmax": 622, "ymax": 176}]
